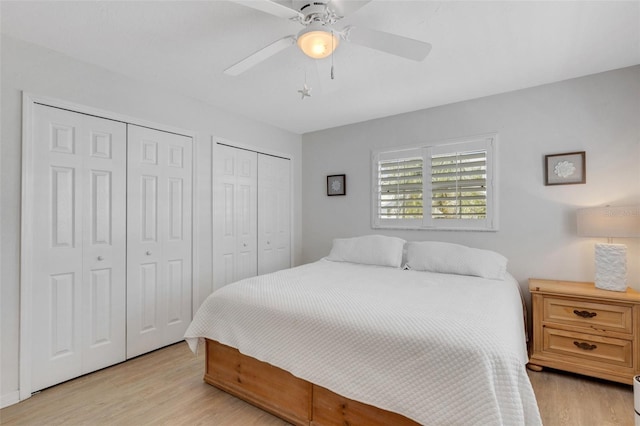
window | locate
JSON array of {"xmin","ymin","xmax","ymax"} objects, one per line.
[{"xmin": 372, "ymin": 134, "xmax": 498, "ymax": 231}]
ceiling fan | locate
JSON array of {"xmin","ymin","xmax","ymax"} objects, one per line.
[{"xmin": 225, "ymin": 0, "xmax": 432, "ymax": 76}]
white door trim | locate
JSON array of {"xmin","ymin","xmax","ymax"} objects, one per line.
[
  {"xmin": 19, "ymin": 92, "xmax": 198, "ymax": 401},
  {"xmin": 213, "ymin": 136, "xmax": 292, "ymax": 161}
]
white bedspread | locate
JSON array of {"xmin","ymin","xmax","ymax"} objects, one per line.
[{"xmin": 185, "ymin": 259, "xmax": 541, "ymax": 425}]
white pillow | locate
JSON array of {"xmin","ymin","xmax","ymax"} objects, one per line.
[
  {"xmin": 404, "ymin": 241, "xmax": 508, "ymax": 280},
  {"xmin": 326, "ymin": 235, "xmax": 406, "ymax": 268}
]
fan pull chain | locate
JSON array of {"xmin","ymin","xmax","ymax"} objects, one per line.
[{"xmin": 331, "ymin": 30, "xmax": 335, "ymax": 80}]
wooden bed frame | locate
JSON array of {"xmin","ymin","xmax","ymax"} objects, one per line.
[{"xmin": 204, "ymin": 339, "xmax": 419, "ymax": 426}]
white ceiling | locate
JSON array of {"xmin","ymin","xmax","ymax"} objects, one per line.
[{"xmin": 2, "ymin": 1, "xmax": 639, "ymax": 134}]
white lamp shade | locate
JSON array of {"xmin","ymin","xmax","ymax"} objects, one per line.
[{"xmin": 577, "ymin": 205, "xmax": 640, "ymax": 238}]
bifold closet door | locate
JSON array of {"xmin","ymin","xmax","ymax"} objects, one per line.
[
  {"xmin": 257, "ymin": 154, "xmax": 291, "ymax": 275},
  {"xmin": 30, "ymin": 104, "xmax": 127, "ymax": 392},
  {"xmin": 126, "ymin": 125, "xmax": 193, "ymax": 358},
  {"xmin": 213, "ymin": 145, "xmax": 258, "ymax": 288}
]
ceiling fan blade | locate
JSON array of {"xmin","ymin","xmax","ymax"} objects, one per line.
[
  {"xmin": 328, "ymin": 0, "xmax": 371, "ymax": 18},
  {"xmin": 329, "ymin": 0, "xmax": 371, "ymax": 18},
  {"xmin": 230, "ymin": 0, "xmax": 303, "ymax": 20},
  {"xmin": 343, "ymin": 25, "xmax": 432, "ymax": 62},
  {"xmin": 224, "ymin": 36, "xmax": 296, "ymax": 76}
]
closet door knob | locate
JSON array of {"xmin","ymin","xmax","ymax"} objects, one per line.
[
  {"xmin": 267, "ymin": 241, "xmax": 271, "ymax": 245},
  {"xmin": 97, "ymin": 256, "xmax": 104, "ymax": 261},
  {"xmin": 243, "ymin": 243, "xmax": 247, "ymax": 247},
  {"xmin": 146, "ymin": 251, "xmax": 152, "ymax": 256}
]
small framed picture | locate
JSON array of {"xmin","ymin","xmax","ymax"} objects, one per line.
[
  {"xmin": 544, "ymin": 151, "xmax": 586, "ymax": 185},
  {"xmin": 327, "ymin": 174, "xmax": 346, "ymax": 196}
]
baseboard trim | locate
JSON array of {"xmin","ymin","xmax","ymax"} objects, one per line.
[{"xmin": 1, "ymin": 390, "xmax": 20, "ymax": 409}]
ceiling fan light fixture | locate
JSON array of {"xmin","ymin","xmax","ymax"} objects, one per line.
[{"xmin": 297, "ymin": 24, "xmax": 339, "ymax": 59}]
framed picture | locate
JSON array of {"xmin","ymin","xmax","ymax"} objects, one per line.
[
  {"xmin": 327, "ymin": 174, "xmax": 346, "ymax": 196},
  {"xmin": 544, "ymin": 151, "xmax": 586, "ymax": 185}
]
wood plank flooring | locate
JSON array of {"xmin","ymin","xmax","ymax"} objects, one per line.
[
  {"xmin": 1, "ymin": 342, "xmax": 634, "ymax": 425},
  {"xmin": 527, "ymin": 365, "xmax": 634, "ymax": 426}
]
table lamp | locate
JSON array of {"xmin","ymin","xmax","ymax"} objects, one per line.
[{"xmin": 577, "ymin": 205, "xmax": 640, "ymax": 291}]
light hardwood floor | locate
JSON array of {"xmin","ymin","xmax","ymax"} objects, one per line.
[{"xmin": 1, "ymin": 342, "xmax": 634, "ymax": 425}]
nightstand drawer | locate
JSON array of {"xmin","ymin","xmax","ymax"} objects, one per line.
[
  {"xmin": 543, "ymin": 328, "xmax": 633, "ymax": 367},
  {"xmin": 543, "ymin": 297, "xmax": 632, "ymax": 334}
]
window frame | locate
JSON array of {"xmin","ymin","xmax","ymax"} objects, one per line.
[{"xmin": 371, "ymin": 133, "xmax": 498, "ymax": 231}]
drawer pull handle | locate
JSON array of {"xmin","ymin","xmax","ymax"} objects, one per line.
[
  {"xmin": 573, "ymin": 341, "xmax": 597, "ymax": 351},
  {"xmin": 573, "ymin": 309, "xmax": 597, "ymax": 318}
]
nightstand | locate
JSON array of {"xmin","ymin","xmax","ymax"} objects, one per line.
[{"xmin": 528, "ymin": 278, "xmax": 640, "ymax": 385}]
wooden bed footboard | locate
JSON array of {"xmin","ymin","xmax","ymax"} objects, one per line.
[{"xmin": 204, "ymin": 339, "xmax": 419, "ymax": 426}]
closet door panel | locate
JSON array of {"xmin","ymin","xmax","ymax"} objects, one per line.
[
  {"xmin": 214, "ymin": 150, "xmax": 237, "ymax": 288},
  {"xmin": 234, "ymin": 149, "xmax": 258, "ymax": 281},
  {"xmin": 213, "ymin": 145, "xmax": 257, "ymax": 288},
  {"xmin": 30, "ymin": 105, "xmax": 126, "ymax": 392},
  {"xmin": 163, "ymin": 134, "xmax": 193, "ymax": 344},
  {"xmin": 82, "ymin": 114, "xmax": 127, "ymax": 373},
  {"xmin": 127, "ymin": 129, "xmax": 165, "ymax": 357},
  {"xmin": 258, "ymin": 154, "xmax": 291, "ymax": 275},
  {"xmin": 127, "ymin": 125, "xmax": 192, "ymax": 358}
]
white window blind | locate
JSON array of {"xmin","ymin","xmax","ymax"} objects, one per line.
[
  {"xmin": 372, "ymin": 135, "xmax": 497, "ymax": 231},
  {"xmin": 431, "ymin": 150, "xmax": 487, "ymax": 220},
  {"xmin": 378, "ymin": 156, "xmax": 423, "ymax": 220}
]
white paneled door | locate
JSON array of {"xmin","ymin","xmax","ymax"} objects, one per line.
[
  {"xmin": 213, "ymin": 145, "xmax": 258, "ymax": 289},
  {"xmin": 258, "ymin": 154, "xmax": 291, "ymax": 275},
  {"xmin": 212, "ymin": 145, "xmax": 291, "ymax": 289},
  {"xmin": 126, "ymin": 125, "xmax": 193, "ymax": 358},
  {"xmin": 30, "ymin": 104, "xmax": 127, "ymax": 391}
]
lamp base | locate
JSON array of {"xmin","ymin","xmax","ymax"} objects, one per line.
[{"xmin": 594, "ymin": 243, "xmax": 628, "ymax": 292}]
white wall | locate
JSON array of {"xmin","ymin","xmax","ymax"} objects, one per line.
[
  {"xmin": 0, "ymin": 35, "xmax": 302, "ymax": 405},
  {"xmin": 301, "ymin": 66, "xmax": 640, "ymax": 296}
]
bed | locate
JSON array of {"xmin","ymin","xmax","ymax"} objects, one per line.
[{"xmin": 185, "ymin": 236, "xmax": 542, "ymax": 425}]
